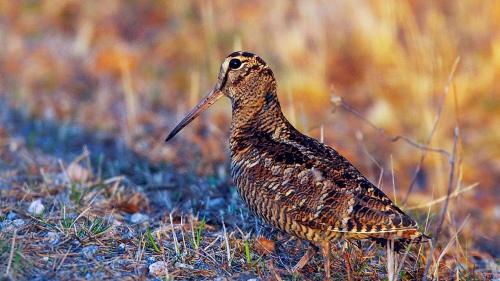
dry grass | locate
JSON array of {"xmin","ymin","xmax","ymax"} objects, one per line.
[{"xmin": 0, "ymin": 1, "xmax": 498, "ymax": 280}]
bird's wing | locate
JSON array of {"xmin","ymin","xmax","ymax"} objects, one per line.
[
  {"xmin": 281, "ymin": 131, "xmax": 421, "ymax": 237},
  {"xmin": 237, "ymin": 128, "xmax": 421, "ymax": 239}
]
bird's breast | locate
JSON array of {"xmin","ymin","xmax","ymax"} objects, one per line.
[{"xmin": 229, "ymin": 145, "xmax": 335, "ymax": 242}]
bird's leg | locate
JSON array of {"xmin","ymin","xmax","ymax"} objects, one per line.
[
  {"xmin": 344, "ymin": 251, "xmax": 353, "ymax": 281},
  {"xmin": 292, "ymin": 244, "xmax": 318, "ymax": 273},
  {"xmin": 320, "ymin": 241, "xmax": 331, "ymax": 280},
  {"xmin": 341, "ymin": 240, "xmax": 354, "ymax": 281}
]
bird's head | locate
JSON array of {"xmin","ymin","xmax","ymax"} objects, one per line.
[{"xmin": 166, "ymin": 51, "xmax": 277, "ymax": 141}]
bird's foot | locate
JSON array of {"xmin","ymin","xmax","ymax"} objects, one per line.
[{"xmin": 292, "ymin": 245, "xmax": 317, "ymax": 273}]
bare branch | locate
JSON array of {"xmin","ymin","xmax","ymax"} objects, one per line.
[
  {"xmin": 402, "ymin": 57, "xmax": 461, "ymax": 203},
  {"xmin": 332, "ymin": 57, "xmax": 461, "ymax": 206},
  {"xmin": 335, "ymin": 99, "xmax": 452, "ymax": 160}
]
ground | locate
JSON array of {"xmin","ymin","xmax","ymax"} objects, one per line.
[{"xmin": 0, "ymin": 98, "xmax": 494, "ymax": 280}]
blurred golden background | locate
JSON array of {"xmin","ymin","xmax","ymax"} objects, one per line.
[{"xmin": 0, "ymin": 0, "xmax": 498, "ymax": 277}]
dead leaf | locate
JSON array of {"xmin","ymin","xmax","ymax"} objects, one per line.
[
  {"xmin": 254, "ymin": 236, "xmax": 275, "ymax": 255},
  {"xmin": 66, "ymin": 162, "xmax": 90, "ymax": 182},
  {"xmin": 116, "ymin": 192, "xmax": 148, "ymax": 213}
]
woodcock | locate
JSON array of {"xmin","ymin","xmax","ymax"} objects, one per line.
[{"xmin": 166, "ymin": 51, "xmax": 428, "ymax": 279}]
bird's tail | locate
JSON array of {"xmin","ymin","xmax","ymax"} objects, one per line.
[{"xmin": 371, "ymin": 229, "xmax": 431, "ymax": 252}]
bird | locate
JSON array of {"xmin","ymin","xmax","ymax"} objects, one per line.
[{"xmin": 166, "ymin": 51, "xmax": 428, "ymax": 279}]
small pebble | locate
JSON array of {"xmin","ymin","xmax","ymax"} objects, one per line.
[
  {"xmin": 146, "ymin": 256, "xmax": 156, "ymax": 265},
  {"xmin": 12, "ymin": 219, "xmax": 25, "ymax": 227},
  {"xmin": 148, "ymin": 261, "xmax": 169, "ymax": 277},
  {"xmin": 71, "ymin": 240, "xmax": 81, "ymax": 248},
  {"xmin": 46, "ymin": 232, "xmax": 60, "ymax": 245},
  {"xmin": 6, "ymin": 211, "xmax": 17, "ymax": 220},
  {"xmin": 117, "ymin": 243, "xmax": 126, "ymax": 254},
  {"xmin": 130, "ymin": 213, "xmax": 149, "ymax": 224},
  {"xmin": 175, "ymin": 262, "xmax": 194, "ymax": 270},
  {"xmin": 28, "ymin": 199, "xmax": 45, "ymax": 215},
  {"xmin": 120, "ymin": 228, "xmax": 135, "ymax": 240},
  {"xmin": 81, "ymin": 245, "xmax": 99, "ymax": 260}
]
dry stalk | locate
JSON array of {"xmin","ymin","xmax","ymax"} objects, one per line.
[
  {"xmin": 120, "ymin": 57, "xmax": 138, "ymax": 141},
  {"xmin": 222, "ymin": 220, "xmax": 232, "ymax": 266},
  {"xmin": 432, "ymin": 216, "xmax": 470, "ymax": 278},
  {"xmin": 386, "ymin": 239, "xmax": 396, "ymax": 281},
  {"xmin": 5, "ymin": 230, "xmax": 17, "ymax": 276},
  {"xmin": 169, "ymin": 213, "xmax": 180, "ymax": 256},
  {"xmin": 406, "ymin": 182, "xmax": 478, "ymax": 210},
  {"xmin": 422, "ymin": 126, "xmax": 460, "ymax": 280}
]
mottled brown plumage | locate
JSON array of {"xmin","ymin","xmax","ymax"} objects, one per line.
[{"xmin": 166, "ymin": 51, "xmax": 428, "ymax": 279}]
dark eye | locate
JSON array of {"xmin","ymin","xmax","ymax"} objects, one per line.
[{"xmin": 229, "ymin": 58, "xmax": 242, "ymax": 69}]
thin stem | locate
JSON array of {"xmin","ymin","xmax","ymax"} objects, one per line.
[{"xmin": 422, "ymin": 127, "xmax": 459, "ymax": 280}]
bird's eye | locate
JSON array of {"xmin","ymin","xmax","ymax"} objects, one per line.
[{"xmin": 229, "ymin": 58, "xmax": 242, "ymax": 69}]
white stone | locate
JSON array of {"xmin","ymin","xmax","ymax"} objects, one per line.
[
  {"xmin": 47, "ymin": 231, "xmax": 60, "ymax": 245},
  {"xmin": 28, "ymin": 199, "xmax": 45, "ymax": 215},
  {"xmin": 175, "ymin": 262, "xmax": 194, "ymax": 269},
  {"xmin": 130, "ymin": 213, "xmax": 149, "ymax": 224},
  {"xmin": 149, "ymin": 261, "xmax": 169, "ymax": 277}
]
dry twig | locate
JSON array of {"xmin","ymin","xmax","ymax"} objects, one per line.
[
  {"xmin": 5, "ymin": 230, "xmax": 17, "ymax": 276},
  {"xmin": 422, "ymin": 126, "xmax": 460, "ymax": 280},
  {"xmin": 332, "ymin": 57, "xmax": 461, "ymax": 205}
]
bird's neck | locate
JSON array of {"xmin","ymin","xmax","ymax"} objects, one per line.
[{"xmin": 230, "ymin": 91, "xmax": 291, "ymax": 149}]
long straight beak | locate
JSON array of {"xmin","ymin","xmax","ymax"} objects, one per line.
[{"xmin": 165, "ymin": 88, "xmax": 223, "ymax": 142}]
